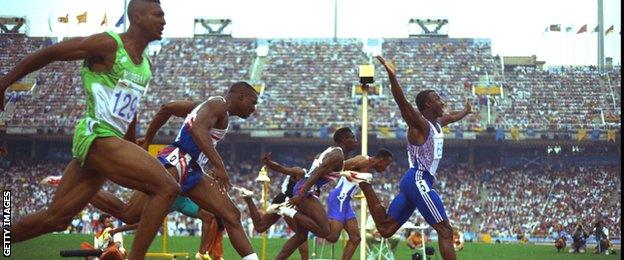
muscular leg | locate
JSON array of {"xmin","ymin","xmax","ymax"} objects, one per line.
[
  {"xmin": 185, "ymin": 174, "xmax": 254, "ymax": 257},
  {"xmin": 432, "ymin": 220, "xmax": 456, "ymax": 260},
  {"xmin": 276, "ymin": 196, "xmax": 331, "ymax": 259},
  {"xmin": 291, "ymin": 196, "xmax": 331, "ymax": 238},
  {"xmin": 243, "ymin": 196, "xmax": 281, "ymax": 233},
  {"xmin": 284, "ymin": 217, "xmax": 309, "ymax": 260},
  {"xmin": 199, "ymin": 219, "xmax": 211, "ymax": 254},
  {"xmin": 342, "ymin": 218, "xmax": 362, "ymax": 260},
  {"xmin": 13, "ymin": 159, "xmax": 106, "ymax": 242},
  {"xmin": 84, "ymin": 137, "xmax": 180, "ymax": 260},
  {"xmin": 276, "ymin": 222, "xmax": 309, "ymax": 260},
  {"xmin": 324, "ymin": 220, "xmax": 344, "ymax": 243},
  {"xmin": 359, "ymin": 182, "xmax": 402, "ymax": 237},
  {"xmin": 90, "ymin": 190, "xmax": 147, "ymax": 224},
  {"xmin": 197, "ymin": 210, "xmax": 214, "ymax": 254}
]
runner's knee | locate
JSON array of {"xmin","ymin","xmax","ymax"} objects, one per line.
[
  {"xmin": 317, "ymin": 226, "xmax": 330, "ymax": 238},
  {"xmin": 254, "ymin": 224, "xmax": 269, "ymax": 233},
  {"xmin": 379, "ymin": 227, "xmax": 395, "ymax": 238},
  {"xmin": 325, "ymin": 233, "xmax": 340, "ymax": 243}
]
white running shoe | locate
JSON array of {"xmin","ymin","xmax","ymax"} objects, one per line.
[
  {"xmin": 195, "ymin": 252, "xmax": 212, "ymax": 260},
  {"xmin": 232, "ymin": 186, "xmax": 254, "ymax": 198},
  {"xmin": 340, "ymin": 171, "xmax": 373, "ymax": 183},
  {"xmin": 277, "ymin": 203, "xmax": 297, "ymax": 218},
  {"xmin": 40, "ymin": 175, "xmax": 62, "ymax": 187},
  {"xmin": 266, "ymin": 202, "xmax": 284, "ymax": 215}
]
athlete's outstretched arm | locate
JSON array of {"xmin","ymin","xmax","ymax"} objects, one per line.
[
  {"xmin": 0, "ymin": 33, "xmax": 116, "ymax": 110},
  {"xmin": 376, "ymin": 56, "xmax": 428, "ymax": 131},
  {"xmin": 261, "ymin": 153, "xmax": 306, "ymax": 180},
  {"xmin": 189, "ymin": 98, "xmax": 230, "ymax": 191},
  {"xmin": 140, "ymin": 100, "xmax": 199, "ymax": 148},
  {"xmin": 439, "ymin": 98, "xmax": 472, "ymax": 127},
  {"xmin": 288, "ymin": 149, "xmax": 344, "ymax": 206},
  {"xmin": 343, "ymin": 155, "xmax": 369, "ymax": 172}
]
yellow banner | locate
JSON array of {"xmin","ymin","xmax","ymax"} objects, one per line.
[
  {"xmin": 379, "ymin": 127, "xmax": 392, "ymax": 138},
  {"xmin": 607, "ymin": 129, "xmax": 616, "ymax": 142},
  {"xmin": 511, "ymin": 127, "xmax": 520, "ymax": 141},
  {"xmin": 577, "ymin": 128, "xmax": 587, "ymax": 141},
  {"xmin": 148, "ymin": 144, "xmax": 166, "ymax": 158},
  {"xmin": 474, "ymin": 86, "xmax": 500, "ymax": 95},
  {"xmin": 8, "ymin": 83, "xmax": 31, "ymax": 91}
]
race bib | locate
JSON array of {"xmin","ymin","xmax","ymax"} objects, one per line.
[
  {"xmin": 416, "ymin": 179, "xmax": 431, "ymax": 194},
  {"xmin": 433, "ymin": 137, "xmax": 443, "ymax": 159},
  {"xmin": 110, "ymin": 79, "xmax": 142, "ymax": 123},
  {"xmin": 165, "ymin": 147, "xmax": 192, "ymax": 179}
]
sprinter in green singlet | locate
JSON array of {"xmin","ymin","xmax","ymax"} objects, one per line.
[{"xmin": 0, "ymin": 1, "xmax": 176, "ymax": 259}]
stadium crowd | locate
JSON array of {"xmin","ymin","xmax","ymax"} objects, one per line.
[
  {"xmin": 2, "ymin": 35, "xmax": 620, "ymax": 135},
  {"xmin": 4, "ymin": 153, "xmax": 620, "ymax": 242}
]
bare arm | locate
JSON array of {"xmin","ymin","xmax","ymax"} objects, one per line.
[
  {"xmin": 296, "ymin": 149, "xmax": 344, "ymax": 197},
  {"xmin": 440, "ymin": 98, "xmax": 472, "ymax": 127},
  {"xmin": 261, "ymin": 153, "xmax": 306, "ymax": 179},
  {"xmin": 343, "ymin": 155, "xmax": 369, "ymax": 172},
  {"xmin": 142, "ymin": 100, "xmax": 198, "ymax": 145},
  {"xmin": 0, "ymin": 33, "xmax": 115, "ymax": 109},
  {"xmin": 189, "ymin": 99, "xmax": 230, "ymax": 190},
  {"xmin": 376, "ymin": 56, "xmax": 428, "ymax": 131}
]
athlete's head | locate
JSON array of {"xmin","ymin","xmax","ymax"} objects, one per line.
[
  {"xmin": 333, "ymin": 127, "xmax": 357, "ymax": 151},
  {"xmin": 127, "ymin": 0, "xmax": 165, "ymax": 41},
  {"xmin": 416, "ymin": 90, "xmax": 445, "ymax": 117},
  {"xmin": 372, "ymin": 148, "xmax": 393, "ymax": 172},
  {"xmin": 99, "ymin": 214, "xmax": 114, "ymax": 228},
  {"xmin": 228, "ymin": 81, "xmax": 258, "ymax": 119}
]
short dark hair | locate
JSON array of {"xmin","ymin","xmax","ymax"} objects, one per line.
[
  {"xmin": 99, "ymin": 213, "xmax": 112, "ymax": 224},
  {"xmin": 229, "ymin": 81, "xmax": 257, "ymax": 95},
  {"xmin": 415, "ymin": 90, "xmax": 436, "ymax": 112},
  {"xmin": 375, "ymin": 148, "xmax": 393, "ymax": 159},
  {"xmin": 127, "ymin": 0, "xmax": 161, "ymax": 23},
  {"xmin": 333, "ymin": 127, "xmax": 353, "ymax": 144}
]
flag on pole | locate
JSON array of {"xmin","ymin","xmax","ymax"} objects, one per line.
[
  {"xmin": 57, "ymin": 14, "xmax": 69, "ymax": 23},
  {"xmin": 77, "ymin": 12, "xmax": 87, "ymax": 24},
  {"xmin": 592, "ymin": 25, "xmax": 599, "ymax": 32},
  {"xmin": 115, "ymin": 14, "xmax": 125, "ymax": 27},
  {"xmin": 101, "ymin": 13, "xmax": 108, "ymax": 26},
  {"xmin": 576, "ymin": 24, "xmax": 587, "ymax": 34},
  {"xmin": 48, "ymin": 15, "xmax": 53, "ymax": 32},
  {"xmin": 547, "ymin": 24, "xmax": 561, "ymax": 32},
  {"xmin": 607, "ymin": 129, "xmax": 616, "ymax": 142},
  {"xmin": 605, "ymin": 25, "xmax": 614, "ymax": 35}
]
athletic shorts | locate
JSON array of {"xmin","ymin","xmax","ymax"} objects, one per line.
[
  {"xmin": 72, "ymin": 117, "xmax": 123, "ymax": 166},
  {"xmin": 327, "ymin": 191, "xmax": 356, "ymax": 223},
  {"xmin": 387, "ymin": 167, "xmax": 448, "ymax": 225},
  {"xmin": 271, "ymin": 193, "xmax": 289, "ymax": 204},
  {"xmin": 292, "ymin": 178, "xmax": 320, "ymax": 198},
  {"xmin": 170, "ymin": 196, "xmax": 200, "ymax": 218},
  {"xmin": 157, "ymin": 145, "xmax": 203, "ymax": 192}
]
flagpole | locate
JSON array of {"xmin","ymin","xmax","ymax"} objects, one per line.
[
  {"xmin": 572, "ymin": 28, "xmax": 576, "ymax": 65},
  {"xmin": 585, "ymin": 30, "xmax": 589, "ymax": 65},
  {"xmin": 124, "ymin": 0, "xmax": 128, "ymax": 31}
]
